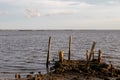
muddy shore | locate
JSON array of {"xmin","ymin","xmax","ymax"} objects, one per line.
[{"xmin": 13, "ymin": 59, "xmax": 120, "ymax": 80}]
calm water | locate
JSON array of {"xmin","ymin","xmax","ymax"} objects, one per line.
[{"xmin": 0, "ymin": 30, "xmax": 120, "ymax": 78}]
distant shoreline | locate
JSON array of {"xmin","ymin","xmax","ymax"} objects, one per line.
[{"xmin": 0, "ymin": 29, "xmax": 120, "ymax": 31}]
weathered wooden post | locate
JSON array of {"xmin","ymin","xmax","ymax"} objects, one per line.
[
  {"xmin": 86, "ymin": 41, "xmax": 96, "ymax": 70},
  {"xmin": 89, "ymin": 41, "xmax": 96, "ymax": 60},
  {"xmin": 86, "ymin": 49, "xmax": 89, "ymax": 61},
  {"xmin": 68, "ymin": 36, "xmax": 72, "ymax": 61},
  {"xmin": 91, "ymin": 41, "xmax": 96, "ymax": 60},
  {"xmin": 98, "ymin": 50, "xmax": 102, "ymax": 64},
  {"xmin": 15, "ymin": 73, "xmax": 21, "ymax": 80},
  {"xmin": 59, "ymin": 50, "xmax": 64, "ymax": 63},
  {"xmin": 35, "ymin": 74, "xmax": 42, "ymax": 80},
  {"xmin": 46, "ymin": 36, "xmax": 51, "ymax": 66}
]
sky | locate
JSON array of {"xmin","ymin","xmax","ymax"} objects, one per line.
[{"xmin": 0, "ymin": 0, "xmax": 120, "ymax": 30}]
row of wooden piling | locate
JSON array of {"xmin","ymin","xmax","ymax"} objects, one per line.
[
  {"xmin": 14, "ymin": 36, "xmax": 72, "ymax": 80},
  {"xmin": 14, "ymin": 36, "xmax": 120, "ymax": 80},
  {"xmin": 46, "ymin": 36, "xmax": 102, "ymax": 68},
  {"xmin": 46, "ymin": 36, "xmax": 72, "ymax": 67},
  {"xmin": 58, "ymin": 41, "xmax": 103, "ymax": 68}
]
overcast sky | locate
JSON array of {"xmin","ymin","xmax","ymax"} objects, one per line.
[{"xmin": 0, "ymin": 0, "xmax": 120, "ymax": 30}]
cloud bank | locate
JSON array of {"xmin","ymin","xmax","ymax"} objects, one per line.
[
  {"xmin": 25, "ymin": 8, "xmax": 40, "ymax": 18},
  {"xmin": 0, "ymin": 11, "xmax": 8, "ymax": 16},
  {"xmin": 0, "ymin": 0, "xmax": 120, "ymax": 29}
]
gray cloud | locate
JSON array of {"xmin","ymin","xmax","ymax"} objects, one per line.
[
  {"xmin": 24, "ymin": 7, "xmax": 77, "ymax": 17},
  {"xmin": 53, "ymin": 0, "xmax": 120, "ymax": 5},
  {"xmin": 45, "ymin": 11, "xmax": 75, "ymax": 16},
  {"xmin": 107, "ymin": 1, "xmax": 120, "ymax": 5},
  {"xmin": 0, "ymin": 11, "xmax": 8, "ymax": 16},
  {"xmin": 25, "ymin": 8, "xmax": 40, "ymax": 18}
]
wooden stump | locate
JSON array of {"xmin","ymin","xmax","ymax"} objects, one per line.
[
  {"xmin": 35, "ymin": 74, "xmax": 42, "ymax": 80},
  {"xmin": 15, "ymin": 73, "xmax": 21, "ymax": 80},
  {"xmin": 91, "ymin": 41, "xmax": 96, "ymax": 60},
  {"xmin": 98, "ymin": 50, "xmax": 102, "ymax": 64},
  {"xmin": 59, "ymin": 50, "xmax": 64, "ymax": 63}
]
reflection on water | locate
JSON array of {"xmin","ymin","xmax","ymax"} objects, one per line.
[{"xmin": 0, "ymin": 30, "xmax": 120, "ymax": 77}]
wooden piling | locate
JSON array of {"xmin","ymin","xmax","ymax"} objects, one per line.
[
  {"xmin": 89, "ymin": 41, "xmax": 96, "ymax": 60},
  {"xmin": 91, "ymin": 41, "xmax": 96, "ymax": 60},
  {"xmin": 35, "ymin": 74, "xmax": 42, "ymax": 80},
  {"xmin": 15, "ymin": 73, "xmax": 21, "ymax": 80},
  {"xmin": 86, "ymin": 49, "xmax": 89, "ymax": 61},
  {"xmin": 46, "ymin": 36, "xmax": 51, "ymax": 66},
  {"xmin": 86, "ymin": 41, "xmax": 96, "ymax": 70},
  {"xmin": 68, "ymin": 36, "xmax": 72, "ymax": 61},
  {"xmin": 59, "ymin": 50, "xmax": 64, "ymax": 63},
  {"xmin": 98, "ymin": 50, "xmax": 102, "ymax": 64}
]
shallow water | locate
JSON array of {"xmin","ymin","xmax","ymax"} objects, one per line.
[{"xmin": 0, "ymin": 30, "xmax": 120, "ymax": 78}]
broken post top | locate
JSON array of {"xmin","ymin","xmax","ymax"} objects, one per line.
[
  {"xmin": 98, "ymin": 49, "xmax": 102, "ymax": 64},
  {"xmin": 99, "ymin": 49, "xmax": 102, "ymax": 53},
  {"xmin": 59, "ymin": 50, "xmax": 64, "ymax": 63}
]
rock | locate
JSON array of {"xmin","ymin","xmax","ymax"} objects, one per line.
[
  {"xmin": 115, "ymin": 69, "xmax": 120, "ymax": 75},
  {"xmin": 49, "ymin": 76, "xmax": 53, "ymax": 80},
  {"xmin": 26, "ymin": 74, "xmax": 33, "ymax": 80},
  {"xmin": 100, "ymin": 63, "xmax": 111, "ymax": 70},
  {"xmin": 116, "ymin": 78, "xmax": 120, "ymax": 80},
  {"xmin": 104, "ymin": 77, "xmax": 110, "ymax": 80},
  {"xmin": 101, "ymin": 68, "xmax": 109, "ymax": 73},
  {"xmin": 71, "ymin": 77, "xmax": 79, "ymax": 80},
  {"xmin": 55, "ymin": 61, "xmax": 63, "ymax": 68}
]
